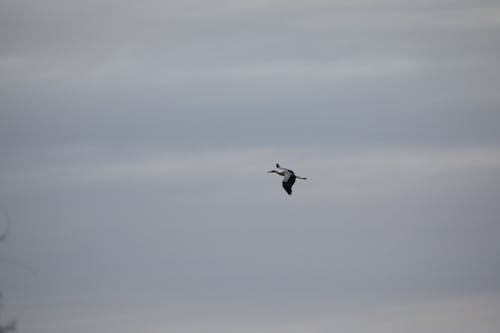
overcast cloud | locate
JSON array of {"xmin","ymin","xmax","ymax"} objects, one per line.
[{"xmin": 1, "ymin": 1, "xmax": 500, "ymax": 332}]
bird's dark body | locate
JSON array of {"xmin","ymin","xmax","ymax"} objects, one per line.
[{"xmin": 282, "ymin": 175, "xmax": 296, "ymax": 195}]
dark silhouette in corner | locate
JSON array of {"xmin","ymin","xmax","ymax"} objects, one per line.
[{"xmin": 0, "ymin": 213, "xmax": 16, "ymax": 333}]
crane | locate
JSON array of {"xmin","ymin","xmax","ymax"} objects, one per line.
[{"xmin": 267, "ymin": 163, "xmax": 307, "ymax": 195}]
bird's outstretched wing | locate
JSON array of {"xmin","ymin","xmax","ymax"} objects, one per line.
[{"xmin": 282, "ymin": 174, "xmax": 296, "ymax": 195}]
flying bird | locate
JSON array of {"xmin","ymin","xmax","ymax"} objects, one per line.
[{"xmin": 267, "ymin": 163, "xmax": 307, "ymax": 195}]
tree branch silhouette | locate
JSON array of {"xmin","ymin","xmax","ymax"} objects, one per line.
[
  {"xmin": 0, "ymin": 213, "xmax": 17, "ymax": 333},
  {"xmin": 0, "ymin": 213, "xmax": 10, "ymax": 242},
  {"xmin": 0, "ymin": 294, "xmax": 16, "ymax": 333}
]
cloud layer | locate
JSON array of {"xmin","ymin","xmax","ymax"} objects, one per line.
[{"xmin": 1, "ymin": 1, "xmax": 500, "ymax": 332}]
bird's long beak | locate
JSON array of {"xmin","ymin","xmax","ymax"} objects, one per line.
[{"xmin": 267, "ymin": 170, "xmax": 274, "ymax": 173}]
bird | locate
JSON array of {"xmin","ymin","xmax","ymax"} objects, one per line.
[{"xmin": 267, "ymin": 163, "xmax": 307, "ymax": 195}]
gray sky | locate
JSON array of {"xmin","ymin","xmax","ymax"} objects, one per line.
[{"xmin": 1, "ymin": 1, "xmax": 500, "ymax": 332}]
